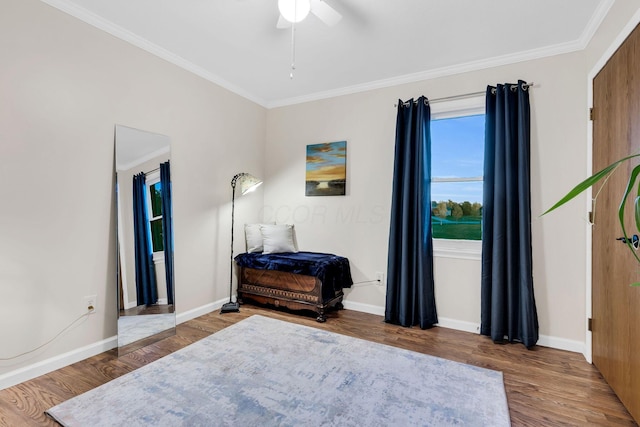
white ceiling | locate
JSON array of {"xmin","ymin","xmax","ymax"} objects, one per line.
[{"xmin": 41, "ymin": 0, "xmax": 612, "ymax": 108}]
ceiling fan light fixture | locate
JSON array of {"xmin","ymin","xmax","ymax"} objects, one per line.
[{"xmin": 278, "ymin": 0, "xmax": 311, "ymax": 23}]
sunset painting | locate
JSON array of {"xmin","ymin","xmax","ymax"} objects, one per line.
[{"xmin": 306, "ymin": 141, "xmax": 347, "ymax": 196}]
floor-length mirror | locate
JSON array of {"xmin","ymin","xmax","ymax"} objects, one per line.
[{"xmin": 115, "ymin": 124, "xmax": 175, "ymax": 355}]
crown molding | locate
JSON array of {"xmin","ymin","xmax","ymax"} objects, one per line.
[
  {"xmin": 39, "ymin": 0, "xmax": 615, "ymax": 110},
  {"xmin": 267, "ymin": 0, "xmax": 616, "ymax": 108},
  {"xmin": 269, "ymin": 38, "xmax": 604, "ymax": 109},
  {"xmin": 38, "ymin": 0, "xmax": 268, "ymax": 107},
  {"xmin": 267, "ymin": 40, "xmax": 579, "ymax": 108},
  {"xmin": 577, "ymin": 0, "xmax": 616, "ymax": 50},
  {"xmin": 116, "ymin": 146, "xmax": 169, "ymax": 172}
]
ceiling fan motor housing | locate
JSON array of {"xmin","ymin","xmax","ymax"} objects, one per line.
[{"xmin": 278, "ymin": 0, "xmax": 311, "ymax": 23}]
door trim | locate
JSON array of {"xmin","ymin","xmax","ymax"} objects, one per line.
[{"xmin": 586, "ymin": 7, "xmax": 640, "ymax": 364}]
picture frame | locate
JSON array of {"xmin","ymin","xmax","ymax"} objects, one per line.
[{"xmin": 305, "ymin": 141, "xmax": 347, "ymax": 196}]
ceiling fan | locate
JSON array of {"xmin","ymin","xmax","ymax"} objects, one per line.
[{"xmin": 276, "ymin": 0, "xmax": 342, "ymax": 28}]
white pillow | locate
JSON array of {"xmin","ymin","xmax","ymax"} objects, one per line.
[
  {"xmin": 261, "ymin": 224, "xmax": 298, "ymax": 254},
  {"xmin": 245, "ymin": 223, "xmax": 272, "ymax": 253}
]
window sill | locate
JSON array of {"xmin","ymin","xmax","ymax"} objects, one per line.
[
  {"xmin": 433, "ymin": 239, "xmax": 481, "ymax": 261},
  {"xmin": 152, "ymin": 251, "xmax": 165, "ymax": 263}
]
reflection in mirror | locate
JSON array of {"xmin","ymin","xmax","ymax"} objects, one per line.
[{"xmin": 115, "ymin": 125, "xmax": 175, "ymax": 355}]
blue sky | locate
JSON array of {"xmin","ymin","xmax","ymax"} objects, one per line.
[
  {"xmin": 430, "ymin": 114, "xmax": 484, "ymax": 203},
  {"xmin": 306, "ymin": 141, "xmax": 347, "ymax": 181}
]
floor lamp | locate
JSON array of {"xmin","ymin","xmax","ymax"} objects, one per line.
[{"xmin": 221, "ymin": 172, "xmax": 263, "ymax": 313}]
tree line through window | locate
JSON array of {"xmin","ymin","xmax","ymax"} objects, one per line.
[
  {"xmin": 146, "ymin": 176, "xmax": 164, "ymax": 252},
  {"xmin": 430, "ymin": 113, "xmax": 484, "ymax": 241}
]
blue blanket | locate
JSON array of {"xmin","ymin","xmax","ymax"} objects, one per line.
[{"xmin": 234, "ymin": 252, "xmax": 353, "ymax": 300}]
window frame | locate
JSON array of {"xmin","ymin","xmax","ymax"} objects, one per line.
[
  {"xmin": 144, "ymin": 169, "xmax": 164, "ymax": 255},
  {"xmin": 430, "ymin": 95, "xmax": 485, "ymax": 260}
]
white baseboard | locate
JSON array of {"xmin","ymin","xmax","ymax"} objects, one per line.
[
  {"xmin": 0, "ymin": 298, "xmax": 227, "ymax": 391},
  {"xmin": 176, "ymin": 298, "xmax": 227, "ymax": 324},
  {"xmin": 436, "ymin": 317, "xmax": 480, "ymax": 334},
  {"xmin": 537, "ymin": 334, "xmax": 585, "ymax": 354},
  {"xmin": 342, "ymin": 302, "xmax": 481, "ymax": 335},
  {"xmin": 0, "ymin": 298, "xmax": 586, "ymax": 391},
  {"xmin": 342, "ymin": 300, "xmax": 385, "ymax": 316},
  {"xmin": 342, "ymin": 301, "xmax": 586, "ymax": 354},
  {"xmin": 0, "ymin": 336, "xmax": 117, "ymax": 391}
]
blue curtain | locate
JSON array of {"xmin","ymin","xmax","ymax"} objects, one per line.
[
  {"xmin": 133, "ymin": 172, "xmax": 158, "ymax": 306},
  {"xmin": 385, "ymin": 96, "xmax": 438, "ymax": 329},
  {"xmin": 160, "ymin": 161, "xmax": 174, "ymax": 306},
  {"xmin": 481, "ymin": 80, "xmax": 538, "ymax": 348}
]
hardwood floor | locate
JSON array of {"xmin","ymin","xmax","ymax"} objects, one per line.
[{"xmin": 0, "ymin": 305, "xmax": 636, "ymax": 426}]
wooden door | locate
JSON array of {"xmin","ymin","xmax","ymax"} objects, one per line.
[{"xmin": 592, "ymin": 22, "xmax": 640, "ymax": 422}]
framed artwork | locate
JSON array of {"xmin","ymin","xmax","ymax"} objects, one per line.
[{"xmin": 305, "ymin": 141, "xmax": 347, "ymax": 196}]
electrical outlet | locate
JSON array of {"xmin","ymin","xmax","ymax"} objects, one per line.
[
  {"xmin": 83, "ymin": 295, "xmax": 97, "ymax": 314},
  {"xmin": 375, "ymin": 272, "xmax": 385, "ymax": 285}
]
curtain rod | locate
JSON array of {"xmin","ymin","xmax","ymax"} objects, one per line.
[{"xmin": 394, "ymin": 82, "xmax": 535, "ymax": 107}]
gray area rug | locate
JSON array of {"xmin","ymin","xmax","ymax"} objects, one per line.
[{"xmin": 47, "ymin": 315, "xmax": 510, "ymax": 426}]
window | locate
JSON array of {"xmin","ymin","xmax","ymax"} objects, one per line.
[
  {"xmin": 430, "ymin": 96, "xmax": 485, "ymax": 259},
  {"xmin": 145, "ymin": 171, "xmax": 164, "ymax": 253},
  {"xmin": 431, "ymin": 114, "xmax": 484, "ymax": 240}
]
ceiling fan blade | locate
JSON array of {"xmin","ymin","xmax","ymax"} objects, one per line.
[
  {"xmin": 310, "ymin": 0, "xmax": 342, "ymax": 26},
  {"xmin": 276, "ymin": 14, "xmax": 292, "ymax": 29}
]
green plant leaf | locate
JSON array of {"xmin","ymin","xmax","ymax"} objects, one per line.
[
  {"xmin": 636, "ymin": 196, "xmax": 640, "ymax": 233},
  {"xmin": 541, "ymin": 153, "xmax": 640, "ymax": 216},
  {"xmin": 618, "ymin": 164, "xmax": 640, "ymax": 266},
  {"xmin": 544, "ymin": 153, "xmax": 640, "ymax": 287}
]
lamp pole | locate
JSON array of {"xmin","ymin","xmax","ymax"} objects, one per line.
[{"xmin": 221, "ymin": 173, "xmax": 245, "ymax": 313}]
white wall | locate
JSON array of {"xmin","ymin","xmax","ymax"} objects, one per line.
[
  {"xmin": 264, "ymin": 0, "xmax": 640, "ymax": 351},
  {"xmin": 0, "ymin": 0, "xmax": 265, "ymax": 387},
  {"xmin": 265, "ymin": 52, "xmax": 590, "ymax": 349}
]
